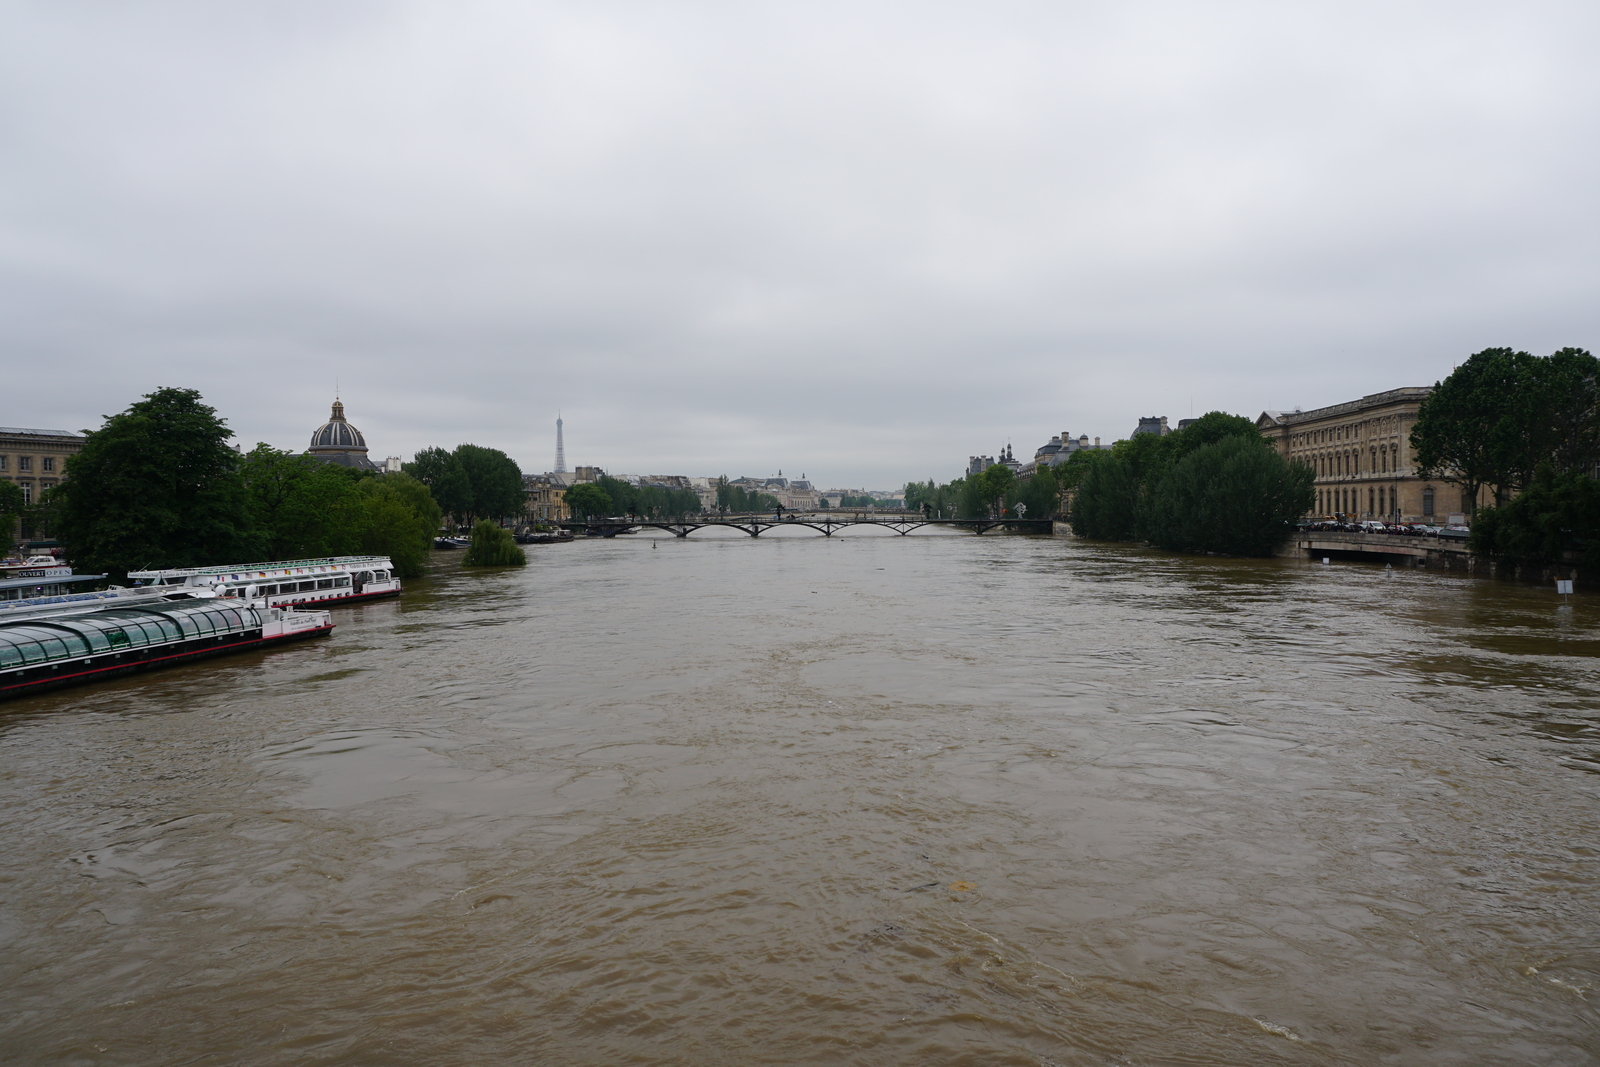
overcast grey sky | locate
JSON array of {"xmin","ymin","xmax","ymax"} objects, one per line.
[{"xmin": 4, "ymin": 2, "xmax": 1598, "ymax": 489}]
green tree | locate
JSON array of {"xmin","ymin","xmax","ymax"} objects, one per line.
[
  {"xmin": 404, "ymin": 447, "xmax": 472, "ymax": 523},
  {"xmin": 1015, "ymin": 469, "xmax": 1061, "ymax": 518},
  {"xmin": 1052, "ymin": 449, "xmax": 1108, "ymax": 494},
  {"xmin": 1165, "ymin": 411, "xmax": 1263, "ymax": 460},
  {"xmin": 1142, "ymin": 436, "xmax": 1314, "ymax": 556},
  {"xmin": 56, "ymin": 387, "xmax": 254, "ymax": 579},
  {"xmin": 1470, "ymin": 466, "xmax": 1600, "ymax": 572},
  {"xmin": 462, "ymin": 520, "xmax": 527, "ymax": 566},
  {"xmin": 957, "ymin": 475, "xmax": 990, "ymax": 518},
  {"xmin": 353, "ymin": 472, "xmax": 441, "ymax": 578},
  {"xmin": 1068, "ymin": 413, "xmax": 1285, "ymax": 548},
  {"xmin": 1412, "ymin": 348, "xmax": 1540, "ymax": 510},
  {"xmin": 240, "ymin": 444, "xmax": 367, "ymax": 560},
  {"xmin": 455, "ymin": 444, "xmax": 524, "ymax": 522},
  {"xmin": 714, "ymin": 477, "xmax": 779, "ymax": 513},
  {"xmin": 564, "ymin": 482, "xmax": 613, "ymax": 519},
  {"xmin": 979, "ymin": 464, "xmax": 1016, "ymax": 516},
  {"xmin": 0, "ymin": 478, "xmax": 25, "ymax": 555},
  {"xmin": 1068, "ymin": 453, "xmax": 1140, "ymax": 539},
  {"xmin": 1539, "ymin": 348, "xmax": 1600, "ymax": 478}
]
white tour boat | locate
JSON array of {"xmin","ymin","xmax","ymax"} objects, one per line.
[{"xmin": 126, "ymin": 555, "xmax": 402, "ymax": 609}]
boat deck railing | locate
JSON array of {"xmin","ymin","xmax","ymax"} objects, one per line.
[{"xmin": 128, "ymin": 555, "xmax": 395, "ymax": 580}]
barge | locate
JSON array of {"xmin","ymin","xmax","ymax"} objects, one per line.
[{"xmin": 0, "ymin": 598, "xmax": 332, "ymax": 700}]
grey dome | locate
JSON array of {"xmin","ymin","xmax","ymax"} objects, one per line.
[{"xmin": 309, "ymin": 399, "xmax": 368, "ymax": 453}]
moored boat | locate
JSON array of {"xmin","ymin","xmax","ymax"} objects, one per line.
[
  {"xmin": 0, "ymin": 555, "xmax": 73, "ymax": 582},
  {"xmin": 126, "ymin": 555, "xmax": 402, "ymax": 610},
  {"xmin": 514, "ymin": 530, "xmax": 575, "ymax": 544},
  {"xmin": 0, "ymin": 599, "xmax": 333, "ymax": 700}
]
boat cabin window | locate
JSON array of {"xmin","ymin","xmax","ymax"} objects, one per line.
[
  {"xmin": 316, "ymin": 579, "xmax": 333, "ymax": 589},
  {"xmin": 259, "ymin": 585, "xmax": 277, "ymax": 596},
  {"xmin": 335, "ymin": 577, "xmax": 350, "ymax": 587}
]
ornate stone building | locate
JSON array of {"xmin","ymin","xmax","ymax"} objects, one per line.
[
  {"xmin": 523, "ymin": 473, "xmax": 570, "ymax": 522},
  {"xmin": 1257, "ymin": 387, "xmax": 1487, "ymax": 523}
]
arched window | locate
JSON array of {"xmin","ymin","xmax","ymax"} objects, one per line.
[
  {"xmin": 1368, "ymin": 487, "xmax": 1375, "ymax": 514},
  {"xmin": 1422, "ymin": 486, "xmax": 1435, "ymax": 517}
]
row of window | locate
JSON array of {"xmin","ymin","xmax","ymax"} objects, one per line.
[
  {"xmin": 1302, "ymin": 443, "xmax": 1404, "ymax": 478},
  {"xmin": 1290, "ymin": 413, "xmax": 1404, "ymax": 448},
  {"xmin": 1316, "ymin": 485, "xmax": 1476, "ymax": 517},
  {"xmin": 1319, "ymin": 486, "xmax": 1403, "ymax": 516},
  {"xmin": 0, "ymin": 456, "xmax": 55, "ymax": 472},
  {"xmin": 0, "ymin": 479, "xmax": 58, "ymax": 504},
  {"xmin": 217, "ymin": 571, "xmax": 388, "ymax": 597},
  {"xmin": 0, "ymin": 604, "xmax": 256, "ymax": 668}
]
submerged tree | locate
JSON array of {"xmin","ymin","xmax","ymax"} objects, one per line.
[
  {"xmin": 462, "ymin": 520, "xmax": 526, "ymax": 566},
  {"xmin": 1470, "ymin": 466, "xmax": 1600, "ymax": 572},
  {"xmin": 1143, "ymin": 436, "xmax": 1314, "ymax": 556},
  {"xmin": 1067, "ymin": 452, "xmax": 1140, "ymax": 540},
  {"xmin": 1067, "ymin": 411, "xmax": 1308, "ymax": 555}
]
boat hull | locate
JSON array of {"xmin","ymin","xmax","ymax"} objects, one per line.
[
  {"xmin": 265, "ymin": 587, "xmax": 401, "ymax": 610},
  {"xmin": 0, "ymin": 622, "xmax": 333, "ymax": 701}
]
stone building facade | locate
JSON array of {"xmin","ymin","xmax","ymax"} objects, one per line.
[
  {"xmin": 1, "ymin": 426, "xmax": 85, "ymax": 504},
  {"xmin": 523, "ymin": 473, "xmax": 570, "ymax": 522},
  {"xmin": 1256, "ymin": 387, "xmax": 1488, "ymax": 523},
  {"xmin": 1, "ymin": 426, "xmax": 85, "ymax": 544}
]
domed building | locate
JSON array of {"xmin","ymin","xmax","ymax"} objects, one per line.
[{"xmin": 306, "ymin": 399, "xmax": 382, "ymax": 472}]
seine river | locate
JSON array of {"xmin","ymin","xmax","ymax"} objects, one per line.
[{"xmin": 2, "ymin": 530, "xmax": 1598, "ymax": 1066}]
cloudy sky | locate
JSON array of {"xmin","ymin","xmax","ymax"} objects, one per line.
[{"xmin": 4, "ymin": 2, "xmax": 1598, "ymax": 490}]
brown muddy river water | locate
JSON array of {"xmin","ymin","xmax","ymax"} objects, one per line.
[{"xmin": 2, "ymin": 531, "xmax": 1598, "ymax": 1066}]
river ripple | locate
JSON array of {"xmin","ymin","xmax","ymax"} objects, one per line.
[{"xmin": 2, "ymin": 531, "xmax": 1597, "ymax": 1065}]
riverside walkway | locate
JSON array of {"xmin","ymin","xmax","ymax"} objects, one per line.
[{"xmin": 560, "ymin": 512, "xmax": 1054, "ymax": 538}]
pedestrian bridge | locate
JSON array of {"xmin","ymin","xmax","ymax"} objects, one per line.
[{"xmin": 560, "ymin": 515, "xmax": 1055, "ymax": 538}]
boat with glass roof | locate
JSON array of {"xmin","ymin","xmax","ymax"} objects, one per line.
[
  {"xmin": 125, "ymin": 555, "xmax": 402, "ymax": 609},
  {"xmin": 0, "ymin": 598, "xmax": 333, "ymax": 700}
]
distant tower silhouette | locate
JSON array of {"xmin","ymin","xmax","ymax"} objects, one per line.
[{"xmin": 555, "ymin": 414, "xmax": 566, "ymax": 473}]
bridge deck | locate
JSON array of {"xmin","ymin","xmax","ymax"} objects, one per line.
[{"xmin": 560, "ymin": 516, "xmax": 1054, "ymax": 537}]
